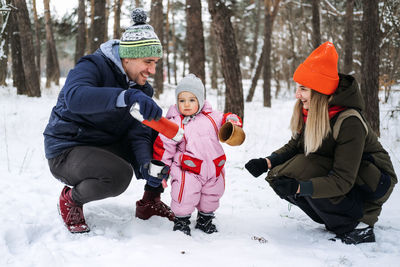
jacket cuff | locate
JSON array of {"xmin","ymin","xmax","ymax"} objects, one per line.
[
  {"xmin": 266, "ymin": 153, "xmax": 280, "ymax": 169},
  {"xmin": 116, "ymin": 90, "xmax": 127, "ymax": 107},
  {"xmin": 298, "ymin": 181, "xmax": 313, "ymax": 196}
]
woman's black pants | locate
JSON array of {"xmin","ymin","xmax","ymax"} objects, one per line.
[{"xmin": 286, "ymin": 188, "xmax": 363, "ymax": 235}]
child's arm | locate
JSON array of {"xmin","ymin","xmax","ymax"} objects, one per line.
[{"xmin": 153, "ymin": 130, "xmax": 179, "ymax": 167}]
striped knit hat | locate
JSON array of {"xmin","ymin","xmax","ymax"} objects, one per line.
[{"xmin": 119, "ymin": 8, "xmax": 163, "ymax": 59}]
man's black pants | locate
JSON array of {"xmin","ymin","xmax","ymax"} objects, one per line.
[{"xmin": 48, "ymin": 145, "xmax": 134, "ymax": 205}]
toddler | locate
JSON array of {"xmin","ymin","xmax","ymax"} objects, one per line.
[{"xmin": 153, "ymin": 74, "xmax": 242, "ymax": 235}]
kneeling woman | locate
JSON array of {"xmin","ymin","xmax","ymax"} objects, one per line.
[{"xmin": 245, "ymin": 42, "xmax": 397, "ymax": 245}]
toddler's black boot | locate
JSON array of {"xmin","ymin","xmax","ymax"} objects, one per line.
[
  {"xmin": 173, "ymin": 216, "xmax": 191, "ymax": 236},
  {"xmin": 195, "ymin": 212, "xmax": 218, "ymax": 234}
]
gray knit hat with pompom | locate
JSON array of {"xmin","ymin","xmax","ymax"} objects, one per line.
[{"xmin": 119, "ymin": 8, "xmax": 163, "ymax": 59}]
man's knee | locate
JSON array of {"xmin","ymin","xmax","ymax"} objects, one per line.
[{"xmin": 109, "ymin": 165, "xmax": 133, "ymax": 196}]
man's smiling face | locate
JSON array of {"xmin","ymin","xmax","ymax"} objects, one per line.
[{"xmin": 122, "ymin": 57, "xmax": 159, "ymax": 85}]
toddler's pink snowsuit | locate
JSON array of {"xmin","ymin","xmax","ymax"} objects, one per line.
[{"xmin": 153, "ymin": 100, "xmax": 226, "ymax": 217}]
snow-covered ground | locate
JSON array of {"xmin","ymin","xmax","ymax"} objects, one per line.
[{"xmin": 1, "ymin": 80, "xmax": 399, "ymax": 267}]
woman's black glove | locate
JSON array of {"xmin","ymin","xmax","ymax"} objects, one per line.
[
  {"xmin": 271, "ymin": 177, "xmax": 299, "ymax": 198},
  {"xmin": 245, "ymin": 158, "xmax": 269, "ymax": 177}
]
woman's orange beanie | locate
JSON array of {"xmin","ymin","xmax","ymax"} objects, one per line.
[{"xmin": 293, "ymin": 41, "xmax": 339, "ymax": 95}]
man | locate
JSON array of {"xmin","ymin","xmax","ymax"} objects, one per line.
[{"xmin": 43, "ymin": 8, "xmax": 174, "ymax": 233}]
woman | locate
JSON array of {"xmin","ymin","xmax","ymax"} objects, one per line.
[{"xmin": 245, "ymin": 42, "xmax": 397, "ymax": 245}]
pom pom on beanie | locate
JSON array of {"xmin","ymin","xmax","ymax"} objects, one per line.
[{"xmin": 130, "ymin": 8, "xmax": 147, "ymax": 24}]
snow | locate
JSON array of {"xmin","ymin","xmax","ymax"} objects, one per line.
[{"xmin": 1, "ymin": 79, "xmax": 399, "ymax": 267}]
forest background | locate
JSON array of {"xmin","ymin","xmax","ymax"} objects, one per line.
[
  {"xmin": 0, "ymin": 0, "xmax": 399, "ymax": 133},
  {"xmin": 1, "ymin": 1, "xmax": 400, "ymax": 266}
]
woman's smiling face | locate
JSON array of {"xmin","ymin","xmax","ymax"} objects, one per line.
[{"xmin": 295, "ymin": 83, "xmax": 312, "ymax": 110}]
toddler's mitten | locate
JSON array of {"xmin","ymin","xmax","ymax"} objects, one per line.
[{"xmin": 223, "ymin": 113, "xmax": 242, "ymax": 127}]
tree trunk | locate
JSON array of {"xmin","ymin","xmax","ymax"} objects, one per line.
[
  {"xmin": 13, "ymin": 0, "xmax": 41, "ymax": 96},
  {"xmin": 311, "ymin": 0, "xmax": 321, "ymax": 49},
  {"xmin": 171, "ymin": 4, "xmax": 177, "ymax": 85},
  {"xmin": 361, "ymin": 0, "xmax": 380, "ymax": 136},
  {"xmin": 208, "ymin": 0, "xmax": 244, "ymax": 119},
  {"xmin": 209, "ymin": 28, "xmax": 218, "ymax": 89},
  {"xmin": 87, "ymin": 0, "xmax": 94, "ymax": 53},
  {"xmin": 150, "ymin": 0, "xmax": 164, "ymax": 98},
  {"xmin": 274, "ymin": 67, "xmax": 281, "ymax": 98},
  {"xmin": 249, "ymin": 0, "xmax": 262, "ymax": 72},
  {"xmin": 44, "ymin": 0, "xmax": 60, "ymax": 87},
  {"xmin": 90, "ymin": 0, "xmax": 106, "ymax": 53},
  {"xmin": 165, "ymin": 0, "xmax": 171, "ymax": 84},
  {"xmin": 231, "ymin": 1, "xmax": 245, "ymax": 74},
  {"xmin": 75, "ymin": 0, "xmax": 86, "ymax": 62},
  {"xmin": 104, "ymin": 0, "xmax": 110, "ymax": 39},
  {"xmin": 0, "ymin": 1, "xmax": 11, "ymax": 85},
  {"xmin": 343, "ymin": 0, "xmax": 354, "ymax": 74},
  {"xmin": 186, "ymin": 0, "xmax": 206, "ymax": 87},
  {"xmin": 286, "ymin": 3, "xmax": 296, "ymax": 93},
  {"xmin": 9, "ymin": 5, "xmax": 27, "ymax": 94},
  {"xmin": 113, "ymin": 0, "xmax": 123, "ymax": 39},
  {"xmin": 32, "ymin": 0, "xmax": 40, "ymax": 76},
  {"xmin": 246, "ymin": 48, "xmax": 264, "ymax": 102},
  {"xmin": 0, "ymin": 34, "xmax": 8, "ymax": 85},
  {"xmin": 262, "ymin": 0, "xmax": 280, "ymax": 107},
  {"xmin": 182, "ymin": 51, "xmax": 186, "ymax": 77}
]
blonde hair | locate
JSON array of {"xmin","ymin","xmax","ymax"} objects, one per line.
[{"xmin": 290, "ymin": 90, "xmax": 331, "ymax": 155}]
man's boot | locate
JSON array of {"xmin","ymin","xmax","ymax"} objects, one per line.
[
  {"xmin": 195, "ymin": 212, "xmax": 218, "ymax": 234},
  {"xmin": 135, "ymin": 190, "xmax": 175, "ymax": 221},
  {"xmin": 58, "ymin": 186, "xmax": 90, "ymax": 233},
  {"xmin": 173, "ymin": 216, "xmax": 191, "ymax": 236}
]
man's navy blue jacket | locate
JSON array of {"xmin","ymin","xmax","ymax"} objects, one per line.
[{"xmin": 43, "ymin": 45, "xmax": 155, "ymax": 178}]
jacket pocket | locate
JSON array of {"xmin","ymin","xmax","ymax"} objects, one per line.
[
  {"xmin": 50, "ymin": 116, "xmax": 81, "ymax": 139},
  {"xmin": 181, "ymin": 154, "xmax": 203, "ymax": 175},
  {"xmin": 213, "ymin": 154, "xmax": 226, "ymax": 177},
  {"xmin": 356, "ymin": 160, "xmax": 391, "ymax": 200},
  {"xmin": 372, "ymin": 172, "xmax": 392, "ymax": 200}
]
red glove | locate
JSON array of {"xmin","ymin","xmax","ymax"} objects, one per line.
[{"xmin": 222, "ymin": 113, "xmax": 242, "ymax": 127}]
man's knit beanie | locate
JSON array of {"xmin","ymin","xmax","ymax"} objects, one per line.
[
  {"xmin": 293, "ymin": 41, "xmax": 339, "ymax": 95},
  {"xmin": 175, "ymin": 74, "xmax": 205, "ymax": 115},
  {"xmin": 119, "ymin": 8, "xmax": 163, "ymax": 59}
]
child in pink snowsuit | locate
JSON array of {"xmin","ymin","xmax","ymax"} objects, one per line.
[{"xmin": 153, "ymin": 74, "xmax": 242, "ymax": 235}]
